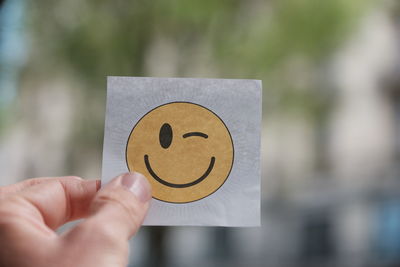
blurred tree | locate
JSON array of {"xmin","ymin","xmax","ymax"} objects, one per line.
[
  {"xmin": 29, "ymin": 0, "xmax": 367, "ymax": 176},
  {"xmin": 4, "ymin": 0, "xmax": 375, "ymax": 265},
  {"xmin": 26, "ymin": 0, "xmax": 370, "ymax": 114}
]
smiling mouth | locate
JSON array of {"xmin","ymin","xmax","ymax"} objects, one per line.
[{"xmin": 144, "ymin": 155, "xmax": 215, "ymax": 188}]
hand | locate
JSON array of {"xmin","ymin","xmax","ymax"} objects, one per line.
[{"xmin": 0, "ymin": 172, "xmax": 151, "ymax": 267}]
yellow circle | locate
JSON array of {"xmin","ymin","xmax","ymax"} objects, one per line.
[{"xmin": 126, "ymin": 102, "xmax": 234, "ymax": 203}]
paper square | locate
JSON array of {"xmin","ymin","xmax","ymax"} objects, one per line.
[{"xmin": 102, "ymin": 76, "xmax": 262, "ymax": 226}]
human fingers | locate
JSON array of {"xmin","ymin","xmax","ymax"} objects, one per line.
[
  {"xmin": 0, "ymin": 177, "xmax": 100, "ymax": 233},
  {"xmin": 0, "ymin": 176, "xmax": 87, "ymax": 198},
  {"xmin": 63, "ymin": 172, "xmax": 151, "ymax": 246}
]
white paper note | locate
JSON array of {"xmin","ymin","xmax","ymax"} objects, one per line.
[{"xmin": 102, "ymin": 76, "xmax": 262, "ymax": 226}]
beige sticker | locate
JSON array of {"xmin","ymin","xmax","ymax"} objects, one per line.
[{"xmin": 126, "ymin": 102, "xmax": 234, "ymax": 203}]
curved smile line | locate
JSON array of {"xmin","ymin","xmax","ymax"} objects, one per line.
[{"xmin": 144, "ymin": 155, "xmax": 215, "ymax": 188}]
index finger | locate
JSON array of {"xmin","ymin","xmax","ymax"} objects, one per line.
[
  {"xmin": 0, "ymin": 178, "xmax": 100, "ymax": 231},
  {"xmin": 0, "ymin": 176, "xmax": 85, "ymax": 199}
]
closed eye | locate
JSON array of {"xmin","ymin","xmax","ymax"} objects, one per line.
[{"xmin": 182, "ymin": 132, "xmax": 208, "ymax": 139}]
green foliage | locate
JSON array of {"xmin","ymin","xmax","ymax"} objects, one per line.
[
  {"xmin": 28, "ymin": 0, "xmax": 369, "ymax": 83},
  {"xmin": 23, "ymin": 0, "xmax": 372, "ymax": 154},
  {"xmin": 5, "ymin": 0, "xmax": 371, "ymax": 172}
]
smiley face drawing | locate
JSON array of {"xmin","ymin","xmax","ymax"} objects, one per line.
[{"xmin": 126, "ymin": 102, "xmax": 234, "ymax": 203}]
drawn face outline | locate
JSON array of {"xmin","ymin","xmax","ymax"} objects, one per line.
[{"xmin": 126, "ymin": 101, "xmax": 234, "ymax": 204}]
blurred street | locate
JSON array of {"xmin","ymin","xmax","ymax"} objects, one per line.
[{"xmin": 1, "ymin": 0, "xmax": 400, "ymax": 266}]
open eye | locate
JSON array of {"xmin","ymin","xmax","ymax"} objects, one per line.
[
  {"xmin": 159, "ymin": 123, "xmax": 173, "ymax": 149},
  {"xmin": 182, "ymin": 132, "xmax": 208, "ymax": 139}
]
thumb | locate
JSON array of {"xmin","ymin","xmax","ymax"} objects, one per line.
[{"xmin": 63, "ymin": 172, "xmax": 151, "ymax": 245}]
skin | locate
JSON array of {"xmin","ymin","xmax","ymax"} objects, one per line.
[{"xmin": 0, "ymin": 173, "xmax": 151, "ymax": 267}]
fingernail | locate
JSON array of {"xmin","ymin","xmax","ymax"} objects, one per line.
[{"xmin": 121, "ymin": 172, "xmax": 151, "ymax": 203}]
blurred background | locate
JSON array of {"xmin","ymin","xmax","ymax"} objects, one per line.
[{"xmin": 1, "ymin": 0, "xmax": 400, "ymax": 266}]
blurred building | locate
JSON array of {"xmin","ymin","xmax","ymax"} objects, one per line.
[
  {"xmin": 1, "ymin": 1, "xmax": 400, "ymax": 267},
  {"xmin": 137, "ymin": 4, "xmax": 400, "ymax": 267}
]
